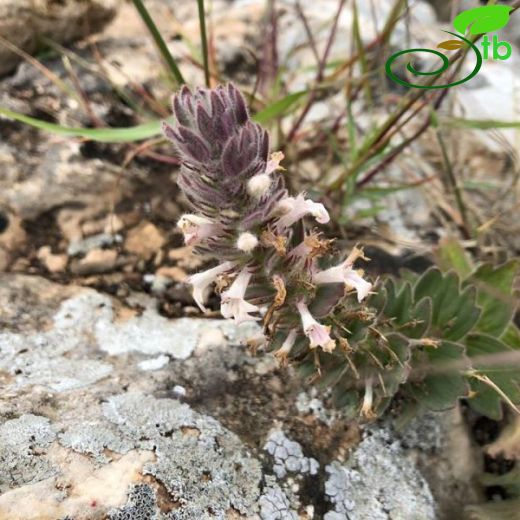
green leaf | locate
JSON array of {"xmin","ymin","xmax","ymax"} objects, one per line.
[
  {"xmin": 383, "ymin": 280, "xmax": 413, "ymax": 326},
  {"xmin": 414, "ymin": 268, "xmax": 480, "ymax": 341},
  {"xmin": 453, "ymin": 5, "xmax": 513, "ymax": 35},
  {"xmin": 443, "ymin": 286, "xmax": 481, "ymax": 341},
  {"xmin": 401, "ymin": 298, "xmax": 432, "ymax": 340},
  {"xmin": 465, "ymin": 333, "xmax": 520, "ymax": 420},
  {"xmin": 381, "ymin": 276, "xmax": 432, "ymax": 339},
  {"xmin": 252, "ymin": 91, "xmax": 307, "ymax": 125},
  {"xmin": 468, "ymin": 260, "xmax": 519, "ymax": 337},
  {"xmin": 503, "ymin": 325, "xmax": 520, "ymax": 350},
  {"xmin": 0, "ymin": 107, "xmax": 164, "ymax": 143},
  {"xmin": 410, "ymin": 341, "xmax": 469, "ymax": 411},
  {"xmin": 381, "ymin": 333, "xmax": 413, "ymax": 394},
  {"xmin": 469, "ymin": 379, "xmax": 503, "ymax": 420},
  {"xmin": 434, "ymin": 237, "xmax": 474, "ymax": 278}
]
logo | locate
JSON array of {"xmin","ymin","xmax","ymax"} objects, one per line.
[{"xmin": 386, "ymin": 5, "xmax": 513, "ymax": 89}]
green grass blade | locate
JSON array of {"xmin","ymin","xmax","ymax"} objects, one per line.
[
  {"xmin": 131, "ymin": 0, "xmax": 185, "ymax": 85},
  {"xmin": 0, "ymin": 107, "xmax": 166, "ymax": 142},
  {"xmin": 197, "ymin": 0, "xmax": 210, "ymax": 87},
  {"xmin": 1, "ymin": 90, "xmax": 308, "ymax": 143},
  {"xmin": 252, "ymin": 91, "xmax": 307, "ymax": 124},
  {"xmin": 444, "ymin": 118, "xmax": 520, "ymax": 130}
]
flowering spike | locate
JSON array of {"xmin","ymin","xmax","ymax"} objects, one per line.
[{"xmin": 164, "ymin": 86, "xmax": 520, "ymax": 421}]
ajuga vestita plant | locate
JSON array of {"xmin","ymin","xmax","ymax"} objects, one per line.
[{"xmin": 164, "ymin": 84, "xmax": 520, "ymax": 421}]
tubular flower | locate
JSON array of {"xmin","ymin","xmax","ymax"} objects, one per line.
[
  {"xmin": 275, "ymin": 194, "xmax": 330, "ymax": 231},
  {"xmin": 187, "ymin": 261, "xmax": 236, "ymax": 312},
  {"xmin": 177, "ymin": 214, "xmax": 219, "ymax": 246},
  {"xmin": 296, "ymin": 300, "xmax": 336, "ymax": 352},
  {"xmin": 274, "ymin": 329, "xmax": 298, "ymax": 366},
  {"xmin": 220, "ymin": 268, "xmax": 260, "ymax": 323},
  {"xmin": 360, "ymin": 378, "xmax": 376, "ymax": 420},
  {"xmin": 312, "ymin": 247, "xmax": 372, "ymax": 302}
]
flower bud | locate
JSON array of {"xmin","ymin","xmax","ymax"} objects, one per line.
[
  {"xmin": 247, "ymin": 174, "xmax": 272, "ymax": 199},
  {"xmin": 237, "ymin": 232, "xmax": 259, "ymax": 253}
]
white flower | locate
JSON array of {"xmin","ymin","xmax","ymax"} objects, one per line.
[
  {"xmin": 274, "ymin": 329, "xmax": 297, "ymax": 366},
  {"xmin": 177, "ymin": 214, "xmax": 219, "ymax": 245},
  {"xmin": 296, "ymin": 300, "xmax": 336, "ymax": 352},
  {"xmin": 187, "ymin": 261, "xmax": 236, "ymax": 312},
  {"xmin": 247, "ymin": 151, "xmax": 284, "ymax": 199},
  {"xmin": 275, "ymin": 194, "xmax": 330, "ymax": 231},
  {"xmin": 312, "ymin": 247, "xmax": 372, "ymax": 302},
  {"xmin": 220, "ymin": 268, "xmax": 260, "ymax": 323},
  {"xmin": 360, "ymin": 377, "xmax": 376, "ymax": 419},
  {"xmin": 236, "ymin": 232, "xmax": 259, "ymax": 253}
]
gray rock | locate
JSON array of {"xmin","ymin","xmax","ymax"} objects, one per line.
[
  {"xmin": 264, "ymin": 430, "xmax": 319, "ymax": 479},
  {"xmin": 0, "ymin": 274, "xmax": 447, "ymax": 519},
  {"xmin": 0, "ymin": 0, "xmax": 120, "ymax": 76},
  {"xmin": 67, "ymin": 233, "xmax": 123, "ymax": 256},
  {"xmin": 324, "ymin": 427, "xmax": 437, "ymax": 520},
  {"xmin": 0, "ymin": 414, "xmax": 57, "ymax": 492},
  {"xmin": 0, "ymin": 141, "xmax": 127, "ymax": 220},
  {"xmin": 258, "ymin": 483, "xmax": 298, "ymax": 520},
  {"xmin": 0, "ymin": 274, "xmax": 263, "ymax": 519},
  {"xmin": 109, "ymin": 484, "xmax": 160, "ymax": 520}
]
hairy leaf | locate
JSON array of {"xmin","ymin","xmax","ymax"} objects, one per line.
[
  {"xmin": 467, "ymin": 260, "xmax": 519, "ymax": 337},
  {"xmin": 408, "ymin": 341, "xmax": 469, "ymax": 411}
]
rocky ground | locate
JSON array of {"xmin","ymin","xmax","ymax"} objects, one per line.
[
  {"xmin": 0, "ymin": 272, "xmax": 481, "ymax": 519},
  {"xmin": 0, "ymin": 1, "xmax": 519, "ymax": 519}
]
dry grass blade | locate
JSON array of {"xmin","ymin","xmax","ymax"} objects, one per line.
[{"xmin": 0, "ymin": 35, "xmax": 78, "ymax": 102}]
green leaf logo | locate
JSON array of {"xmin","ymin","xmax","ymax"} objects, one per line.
[{"xmin": 453, "ymin": 5, "xmax": 513, "ymax": 35}]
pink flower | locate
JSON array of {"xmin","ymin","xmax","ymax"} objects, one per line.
[
  {"xmin": 312, "ymin": 247, "xmax": 372, "ymax": 302},
  {"xmin": 187, "ymin": 261, "xmax": 236, "ymax": 312},
  {"xmin": 275, "ymin": 194, "xmax": 330, "ymax": 231},
  {"xmin": 220, "ymin": 268, "xmax": 260, "ymax": 323},
  {"xmin": 296, "ymin": 300, "xmax": 336, "ymax": 352},
  {"xmin": 287, "ymin": 240, "xmax": 312, "ymax": 262},
  {"xmin": 177, "ymin": 214, "xmax": 220, "ymax": 245}
]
